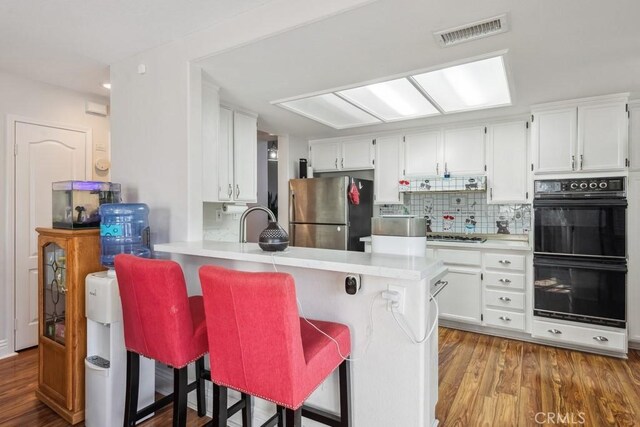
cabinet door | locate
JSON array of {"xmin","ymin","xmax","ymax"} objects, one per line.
[
  {"xmin": 486, "ymin": 121, "xmax": 528, "ymax": 203},
  {"xmin": 532, "ymin": 107, "xmax": 576, "ymax": 173},
  {"xmin": 217, "ymin": 107, "xmax": 234, "ymax": 201},
  {"xmin": 342, "ymin": 138, "xmax": 374, "ymax": 170},
  {"xmin": 374, "ymin": 135, "xmax": 402, "ymax": 204},
  {"xmin": 233, "ymin": 111, "xmax": 257, "ymax": 202},
  {"xmin": 578, "ymin": 101, "xmax": 628, "ymax": 171},
  {"xmin": 443, "ymin": 126, "xmax": 485, "ymax": 175},
  {"xmin": 628, "ymin": 174, "xmax": 640, "ymax": 343},
  {"xmin": 403, "ymin": 130, "xmax": 441, "ymax": 177},
  {"xmin": 310, "ymin": 142, "xmax": 340, "ymax": 172},
  {"xmin": 437, "ymin": 267, "xmax": 482, "ymax": 324},
  {"xmin": 629, "ymin": 102, "xmax": 640, "ymax": 172}
]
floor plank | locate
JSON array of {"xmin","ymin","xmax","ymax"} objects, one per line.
[{"xmin": 3, "ymin": 329, "xmax": 640, "ymax": 426}]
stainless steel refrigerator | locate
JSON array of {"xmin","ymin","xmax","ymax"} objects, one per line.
[{"xmin": 289, "ymin": 176, "xmax": 373, "ymax": 251}]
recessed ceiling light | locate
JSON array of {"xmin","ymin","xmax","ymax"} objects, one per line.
[
  {"xmin": 278, "ymin": 93, "xmax": 381, "ymax": 129},
  {"xmin": 102, "ymin": 82, "xmax": 111, "ymax": 90},
  {"xmin": 337, "ymin": 78, "xmax": 439, "ymax": 121},
  {"xmin": 412, "ymin": 56, "xmax": 511, "ymax": 112}
]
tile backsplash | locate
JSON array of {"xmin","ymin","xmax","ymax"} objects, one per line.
[{"xmin": 380, "ymin": 192, "xmax": 531, "ymax": 235}]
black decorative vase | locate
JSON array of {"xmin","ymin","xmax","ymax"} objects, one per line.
[{"xmin": 259, "ymin": 221, "xmax": 289, "ymax": 251}]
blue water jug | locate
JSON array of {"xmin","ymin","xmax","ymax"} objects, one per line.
[{"xmin": 99, "ymin": 203, "xmax": 151, "ymax": 268}]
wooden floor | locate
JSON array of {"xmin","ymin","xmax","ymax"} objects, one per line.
[{"xmin": 2, "ymin": 328, "xmax": 640, "ymax": 426}]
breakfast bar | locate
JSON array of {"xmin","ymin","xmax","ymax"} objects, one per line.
[{"xmin": 155, "ymin": 241, "xmax": 446, "ymax": 427}]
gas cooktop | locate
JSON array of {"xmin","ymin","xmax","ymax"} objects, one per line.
[{"xmin": 427, "ymin": 235, "xmax": 487, "ymax": 243}]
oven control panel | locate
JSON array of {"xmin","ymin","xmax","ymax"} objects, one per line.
[{"xmin": 535, "ymin": 177, "xmax": 625, "ymax": 197}]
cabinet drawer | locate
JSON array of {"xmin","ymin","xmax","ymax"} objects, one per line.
[
  {"xmin": 484, "ymin": 253, "xmax": 525, "ymax": 271},
  {"xmin": 532, "ymin": 319, "xmax": 627, "ymax": 353},
  {"xmin": 484, "ymin": 308, "xmax": 525, "ymax": 331},
  {"xmin": 483, "ymin": 271, "xmax": 525, "ymax": 290},
  {"xmin": 484, "ymin": 289, "xmax": 525, "ymax": 311},
  {"xmin": 436, "ymin": 249, "xmax": 481, "ymax": 266}
]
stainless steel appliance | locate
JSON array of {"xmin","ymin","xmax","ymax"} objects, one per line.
[
  {"xmin": 533, "ymin": 177, "xmax": 627, "ymax": 328},
  {"xmin": 289, "ymin": 177, "xmax": 373, "ymax": 251}
]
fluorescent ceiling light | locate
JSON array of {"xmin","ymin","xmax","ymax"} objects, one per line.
[
  {"xmin": 279, "ymin": 93, "xmax": 381, "ymax": 129},
  {"xmin": 412, "ymin": 56, "xmax": 511, "ymax": 112},
  {"xmin": 337, "ymin": 78, "xmax": 439, "ymax": 121}
]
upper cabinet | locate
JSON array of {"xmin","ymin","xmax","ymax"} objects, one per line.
[
  {"xmin": 532, "ymin": 94, "xmax": 628, "ymax": 174},
  {"xmin": 629, "ymin": 101, "xmax": 640, "ymax": 172},
  {"xmin": 443, "ymin": 126, "xmax": 486, "ymax": 175},
  {"xmin": 309, "ymin": 138, "xmax": 374, "ymax": 172},
  {"xmin": 203, "ymin": 99, "xmax": 258, "ymax": 203},
  {"xmin": 403, "ymin": 130, "xmax": 441, "ymax": 177},
  {"xmin": 486, "ymin": 121, "xmax": 529, "ymax": 204},
  {"xmin": 374, "ymin": 135, "xmax": 403, "ymax": 204}
]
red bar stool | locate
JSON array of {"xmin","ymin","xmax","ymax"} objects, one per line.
[
  {"xmin": 114, "ymin": 254, "xmax": 210, "ymax": 427},
  {"xmin": 199, "ymin": 265, "xmax": 352, "ymax": 427}
]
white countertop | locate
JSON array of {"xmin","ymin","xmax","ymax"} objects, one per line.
[
  {"xmin": 360, "ymin": 236, "xmax": 531, "ymax": 251},
  {"xmin": 154, "ymin": 241, "xmax": 444, "ymax": 281}
]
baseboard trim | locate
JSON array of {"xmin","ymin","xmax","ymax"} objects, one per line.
[{"xmin": 0, "ymin": 339, "xmax": 17, "ymax": 361}]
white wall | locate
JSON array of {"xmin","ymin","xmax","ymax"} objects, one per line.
[{"xmin": 1, "ymin": 70, "xmax": 110, "ymax": 359}]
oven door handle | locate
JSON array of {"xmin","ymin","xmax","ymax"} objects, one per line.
[
  {"xmin": 533, "ymin": 198, "xmax": 627, "ymax": 208},
  {"xmin": 534, "ymin": 255, "xmax": 628, "ymax": 271}
]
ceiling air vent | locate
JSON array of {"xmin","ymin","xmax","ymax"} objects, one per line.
[{"xmin": 434, "ymin": 14, "xmax": 508, "ymax": 47}]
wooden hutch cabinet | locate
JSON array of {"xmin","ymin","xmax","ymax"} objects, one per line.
[{"xmin": 35, "ymin": 228, "xmax": 103, "ymax": 424}]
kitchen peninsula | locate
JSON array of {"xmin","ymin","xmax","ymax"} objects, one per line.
[{"xmin": 155, "ymin": 241, "xmax": 446, "ymax": 427}]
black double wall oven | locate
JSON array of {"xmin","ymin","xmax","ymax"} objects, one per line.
[{"xmin": 533, "ymin": 177, "xmax": 627, "ymax": 328}]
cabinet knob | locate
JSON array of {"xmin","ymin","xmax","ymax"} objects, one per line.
[
  {"xmin": 547, "ymin": 329, "xmax": 562, "ymax": 335},
  {"xmin": 593, "ymin": 335, "xmax": 609, "ymax": 342},
  {"xmin": 341, "ymin": 158, "xmax": 344, "ymax": 168},
  {"xmin": 498, "ymin": 296, "xmax": 512, "ymax": 302},
  {"xmin": 580, "ymin": 154, "xmax": 584, "ymax": 170},
  {"xmin": 228, "ymin": 184, "xmax": 233, "ymax": 197},
  {"xmin": 236, "ymin": 185, "xmax": 240, "ymax": 198},
  {"xmin": 498, "ymin": 316, "xmax": 511, "ymax": 322},
  {"xmin": 335, "ymin": 158, "xmax": 338, "ymax": 169},
  {"xmin": 498, "ymin": 278, "xmax": 512, "ymax": 284},
  {"xmin": 498, "ymin": 259, "xmax": 512, "ymax": 265},
  {"xmin": 571, "ymin": 155, "xmax": 576, "ymax": 171}
]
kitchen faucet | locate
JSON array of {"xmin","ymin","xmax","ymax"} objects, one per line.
[{"xmin": 239, "ymin": 206, "xmax": 276, "ymax": 243}]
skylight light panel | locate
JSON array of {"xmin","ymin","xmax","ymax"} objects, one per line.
[
  {"xmin": 412, "ymin": 56, "xmax": 511, "ymax": 112},
  {"xmin": 278, "ymin": 93, "xmax": 381, "ymax": 129},
  {"xmin": 337, "ymin": 78, "xmax": 440, "ymax": 121}
]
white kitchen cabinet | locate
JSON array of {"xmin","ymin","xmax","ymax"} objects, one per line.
[
  {"xmin": 443, "ymin": 126, "xmax": 486, "ymax": 175},
  {"xmin": 374, "ymin": 135, "xmax": 402, "ymax": 204},
  {"xmin": 486, "ymin": 121, "xmax": 529, "ymax": 204},
  {"xmin": 532, "ymin": 94, "xmax": 628, "ymax": 174},
  {"xmin": 214, "ymin": 106, "xmax": 257, "ymax": 203},
  {"xmin": 232, "ymin": 111, "xmax": 258, "ymax": 202},
  {"xmin": 628, "ymin": 174, "xmax": 640, "ymax": 344},
  {"xmin": 341, "ymin": 138, "xmax": 374, "ymax": 170},
  {"xmin": 309, "ymin": 141, "xmax": 340, "ymax": 171},
  {"xmin": 309, "ymin": 138, "xmax": 374, "ymax": 172},
  {"xmin": 437, "ymin": 268, "xmax": 482, "ymax": 324},
  {"xmin": 402, "ymin": 130, "xmax": 441, "ymax": 177},
  {"xmin": 629, "ymin": 101, "xmax": 640, "ymax": 172}
]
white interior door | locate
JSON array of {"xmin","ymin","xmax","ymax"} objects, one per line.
[{"xmin": 14, "ymin": 121, "xmax": 87, "ymax": 350}]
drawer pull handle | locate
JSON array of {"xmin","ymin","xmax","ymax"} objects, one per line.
[
  {"xmin": 498, "ymin": 316, "xmax": 512, "ymax": 322},
  {"xmin": 498, "ymin": 297, "xmax": 511, "ymax": 302},
  {"xmin": 498, "ymin": 259, "xmax": 512, "ymax": 265},
  {"xmin": 498, "ymin": 278, "xmax": 512, "ymax": 284},
  {"xmin": 593, "ymin": 336, "xmax": 609, "ymax": 342},
  {"xmin": 548, "ymin": 329, "xmax": 562, "ymax": 335}
]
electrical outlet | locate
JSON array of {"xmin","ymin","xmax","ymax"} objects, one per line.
[
  {"xmin": 215, "ymin": 209, "xmax": 223, "ymax": 222},
  {"xmin": 387, "ymin": 285, "xmax": 406, "ymax": 314}
]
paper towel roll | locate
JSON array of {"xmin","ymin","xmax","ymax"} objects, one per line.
[{"xmin": 223, "ymin": 204, "xmax": 248, "ymax": 214}]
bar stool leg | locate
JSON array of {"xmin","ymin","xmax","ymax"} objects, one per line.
[
  {"xmin": 174, "ymin": 366, "xmax": 189, "ymax": 427},
  {"xmin": 277, "ymin": 406, "xmax": 285, "ymax": 427},
  {"xmin": 124, "ymin": 351, "xmax": 140, "ymax": 427},
  {"xmin": 195, "ymin": 357, "xmax": 206, "ymax": 417},
  {"xmin": 339, "ymin": 359, "xmax": 351, "ymax": 427},
  {"xmin": 285, "ymin": 408, "xmax": 302, "ymax": 427},
  {"xmin": 241, "ymin": 393, "xmax": 253, "ymax": 427},
  {"xmin": 213, "ymin": 385, "xmax": 228, "ymax": 427}
]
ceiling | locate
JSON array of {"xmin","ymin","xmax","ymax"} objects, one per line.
[
  {"xmin": 198, "ymin": 0, "xmax": 640, "ymax": 139},
  {"xmin": 0, "ymin": 0, "xmax": 274, "ymax": 96}
]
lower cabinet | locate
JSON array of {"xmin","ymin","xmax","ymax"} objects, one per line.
[
  {"xmin": 532, "ymin": 319, "xmax": 627, "ymax": 354},
  {"xmin": 438, "ymin": 268, "xmax": 482, "ymax": 324}
]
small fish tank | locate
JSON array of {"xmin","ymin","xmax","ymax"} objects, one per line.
[{"xmin": 52, "ymin": 181, "xmax": 121, "ymax": 229}]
